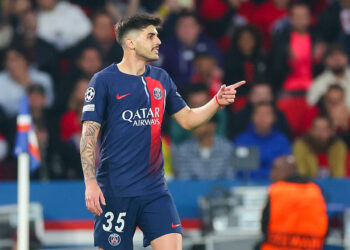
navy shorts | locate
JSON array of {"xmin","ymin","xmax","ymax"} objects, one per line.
[{"xmin": 94, "ymin": 191, "xmax": 182, "ymax": 250}]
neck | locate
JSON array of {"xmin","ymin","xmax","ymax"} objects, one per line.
[
  {"xmin": 199, "ymin": 135, "xmax": 214, "ymax": 148},
  {"xmin": 117, "ymin": 53, "xmax": 146, "ymax": 76},
  {"xmin": 255, "ymin": 127, "xmax": 271, "ymax": 136}
]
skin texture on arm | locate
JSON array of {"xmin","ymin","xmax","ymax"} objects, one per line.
[
  {"xmin": 80, "ymin": 121, "xmax": 101, "ymax": 181},
  {"xmin": 173, "ymin": 81, "xmax": 245, "ymax": 130},
  {"xmin": 80, "ymin": 120, "xmax": 105, "ymax": 216}
]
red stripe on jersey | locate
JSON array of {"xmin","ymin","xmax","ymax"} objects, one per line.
[{"xmin": 144, "ymin": 77, "xmax": 164, "ymax": 173}]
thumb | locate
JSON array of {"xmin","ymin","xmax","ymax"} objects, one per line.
[{"xmin": 100, "ymin": 191, "xmax": 106, "ymax": 206}]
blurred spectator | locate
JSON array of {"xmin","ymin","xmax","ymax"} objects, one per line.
[
  {"xmin": 192, "ymin": 53, "xmax": 222, "ymax": 98},
  {"xmin": 69, "ymin": 11, "xmax": 123, "ymax": 67},
  {"xmin": 307, "ymin": 44, "xmax": 350, "ymax": 109},
  {"xmin": 58, "ymin": 47, "xmax": 102, "ymax": 111},
  {"xmin": 36, "ymin": 0, "xmax": 91, "ymax": 51},
  {"xmin": 0, "ymin": 47, "xmax": 54, "ymax": 117},
  {"xmin": 253, "ymin": 0, "xmax": 290, "ymax": 50},
  {"xmin": 293, "ymin": 116, "xmax": 347, "ymax": 178},
  {"xmin": 169, "ymin": 83, "xmax": 227, "ymax": 144},
  {"xmin": 172, "ymin": 115, "xmax": 234, "ymax": 179},
  {"xmin": 27, "ymin": 84, "xmax": 60, "ymax": 180},
  {"xmin": 270, "ymin": 2, "xmax": 315, "ymax": 92},
  {"xmin": 106, "ymin": 0, "xmax": 143, "ymax": 21},
  {"xmin": 228, "ymin": 83, "xmax": 291, "ymax": 139},
  {"xmin": 258, "ymin": 155, "xmax": 328, "ymax": 250},
  {"xmin": 0, "ymin": 133, "xmax": 9, "ymax": 165},
  {"xmin": 224, "ymin": 25, "xmax": 267, "ymax": 96},
  {"xmin": 324, "ymin": 86, "xmax": 350, "ymax": 148},
  {"xmin": 157, "ymin": 11, "xmax": 222, "ymax": 87},
  {"xmin": 197, "ymin": 0, "xmax": 249, "ymax": 47},
  {"xmin": 233, "ymin": 102, "xmax": 291, "ymax": 179},
  {"xmin": 318, "ymin": 0, "xmax": 350, "ymax": 57},
  {"xmin": 59, "ymin": 78, "xmax": 89, "ymax": 179},
  {"xmin": 11, "ymin": 10, "xmax": 59, "ymax": 85}
]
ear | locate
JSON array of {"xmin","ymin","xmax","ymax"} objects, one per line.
[{"xmin": 125, "ymin": 38, "xmax": 135, "ymax": 50}]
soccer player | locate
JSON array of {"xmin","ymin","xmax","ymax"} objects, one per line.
[{"xmin": 80, "ymin": 14, "xmax": 245, "ymax": 250}]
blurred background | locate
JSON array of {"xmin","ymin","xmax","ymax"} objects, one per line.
[{"xmin": 0, "ymin": 0, "xmax": 350, "ymax": 249}]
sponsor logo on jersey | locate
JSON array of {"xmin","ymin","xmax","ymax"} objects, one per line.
[
  {"xmin": 153, "ymin": 87, "xmax": 162, "ymax": 100},
  {"xmin": 108, "ymin": 233, "xmax": 121, "ymax": 246},
  {"xmin": 85, "ymin": 87, "xmax": 95, "ymax": 102},
  {"xmin": 116, "ymin": 93, "xmax": 131, "ymax": 100},
  {"xmin": 122, "ymin": 107, "xmax": 160, "ymax": 126}
]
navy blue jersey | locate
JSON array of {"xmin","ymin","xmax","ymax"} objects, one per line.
[{"xmin": 81, "ymin": 64, "xmax": 186, "ymax": 197}]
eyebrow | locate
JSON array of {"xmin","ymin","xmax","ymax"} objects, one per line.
[{"xmin": 148, "ymin": 32, "xmax": 158, "ymax": 36}]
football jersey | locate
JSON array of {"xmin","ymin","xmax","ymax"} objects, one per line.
[{"xmin": 81, "ymin": 64, "xmax": 186, "ymax": 197}]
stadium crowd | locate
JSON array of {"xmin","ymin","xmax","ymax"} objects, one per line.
[{"xmin": 0, "ymin": 0, "xmax": 349, "ymax": 181}]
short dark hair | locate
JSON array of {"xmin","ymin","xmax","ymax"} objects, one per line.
[
  {"xmin": 27, "ymin": 84, "xmax": 46, "ymax": 96},
  {"xmin": 182, "ymin": 83, "xmax": 209, "ymax": 102},
  {"xmin": 114, "ymin": 14, "xmax": 161, "ymax": 46},
  {"xmin": 324, "ymin": 43, "xmax": 346, "ymax": 59}
]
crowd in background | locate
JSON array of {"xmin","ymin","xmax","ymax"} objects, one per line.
[{"xmin": 0, "ymin": 0, "xmax": 349, "ymax": 181}]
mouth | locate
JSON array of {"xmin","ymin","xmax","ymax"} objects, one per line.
[{"xmin": 152, "ymin": 47, "xmax": 159, "ymax": 54}]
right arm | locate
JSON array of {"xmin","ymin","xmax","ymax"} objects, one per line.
[{"xmin": 80, "ymin": 120, "xmax": 105, "ymax": 215}]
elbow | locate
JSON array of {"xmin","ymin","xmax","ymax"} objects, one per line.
[{"xmin": 181, "ymin": 122, "xmax": 193, "ymax": 131}]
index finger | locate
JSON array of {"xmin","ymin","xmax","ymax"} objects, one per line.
[{"xmin": 230, "ymin": 81, "xmax": 246, "ymax": 89}]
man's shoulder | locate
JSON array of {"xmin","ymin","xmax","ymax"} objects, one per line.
[{"xmin": 148, "ymin": 65, "xmax": 169, "ymax": 76}]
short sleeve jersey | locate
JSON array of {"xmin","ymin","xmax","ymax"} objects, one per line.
[{"xmin": 81, "ymin": 64, "xmax": 186, "ymax": 197}]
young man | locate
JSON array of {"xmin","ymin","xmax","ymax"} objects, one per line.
[{"xmin": 80, "ymin": 14, "xmax": 244, "ymax": 250}]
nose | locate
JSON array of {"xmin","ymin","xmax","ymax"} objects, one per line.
[{"xmin": 155, "ymin": 36, "xmax": 161, "ymax": 46}]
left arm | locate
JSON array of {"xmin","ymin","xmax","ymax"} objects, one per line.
[{"xmin": 173, "ymin": 81, "xmax": 245, "ymax": 130}]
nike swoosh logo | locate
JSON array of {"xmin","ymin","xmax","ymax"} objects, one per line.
[
  {"xmin": 116, "ymin": 93, "xmax": 131, "ymax": 100},
  {"xmin": 171, "ymin": 223, "xmax": 181, "ymax": 228}
]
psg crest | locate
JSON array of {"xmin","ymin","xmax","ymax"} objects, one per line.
[
  {"xmin": 108, "ymin": 233, "xmax": 121, "ymax": 246},
  {"xmin": 153, "ymin": 87, "xmax": 162, "ymax": 100},
  {"xmin": 85, "ymin": 87, "xmax": 95, "ymax": 102}
]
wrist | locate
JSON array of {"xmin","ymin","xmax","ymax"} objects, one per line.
[
  {"xmin": 85, "ymin": 178, "xmax": 97, "ymax": 186},
  {"xmin": 215, "ymin": 95, "xmax": 224, "ymax": 110}
]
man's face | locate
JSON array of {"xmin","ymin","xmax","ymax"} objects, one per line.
[
  {"xmin": 249, "ymin": 85, "xmax": 273, "ymax": 105},
  {"xmin": 188, "ymin": 91, "xmax": 209, "ymax": 108},
  {"xmin": 310, "ymin": 118, "xmax": 334, "ymax": 143},
  {"xmin": 175, "ymin": 16, "xmax": 200, "ymax": 47},
  {"xmin": 133, "ymin": 25, "xmax": 161, "ymax": 62},
  {"xmin": 252, "ymin": 105, "xmax": 275, "ymax": 134},
  {"xmin": 324, "ymin": 89, "xmax": 345, "ymax": 111},
  {"xmin": 21, "ymin": 11, "xmax": 37, "ymax": 35},
  {"xmin": 29, "ymin": 92, "xmax": 46, "ymax": 110},
  {"xmin": 341, "ymin": 0, "xmax": 350, "ymax": 9},
  {"xmin": 74, "ymin": 79, "xmax": 89, "ymax": 103},
  {"xmin": 273, "ymin": 0, "xmax": 289, "ymax": 9},
  {"xmin": 93, "ymin": 15, "xmax": 113, "ymax": 43},
  {"xmin": 79, "ymin": 48, "xmax": 102, "ymax": 75},
  {"xmin": 326, "ymin": 51, "xmax": 348, "ymax": 72},
  {"xmin": 290, "ymin": 6, "xmax": 310, "ymax": 32},
  {"xmin": 5, "ymin": 50, "xmax": 28, "ymax": 75}
]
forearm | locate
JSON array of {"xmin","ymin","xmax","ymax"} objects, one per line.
[
  {"xmin": 80, "ymin": 121, "xmax": 100, "ymax": 182},
  {"xmin": 185, "ymin": 96, "xmax": 220, "ymax": 130}
]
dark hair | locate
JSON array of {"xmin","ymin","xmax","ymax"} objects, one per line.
[
  {"xmin": 326, "ymin": 84, "xmax": 344, "ymax": 94},
  {"xmin": 312, "ymin": 115, "xmax": 334, "ymax": 129},
  {"xmin": 114, "ymin": 14, "xmax": 161, "ymax": 45},
  {"xmin": 92, "ymin": 11, "xmax": 113, "ymax": 24},
  {"xmin": 5, "ymin": 46, "xmax": 30, "ymax": 63},
  {"xmin": 182, "ymin": 83, "xmax": 209, "ymax": 102},
  {"xmin": 289, "ymin": 1, "xmax": 311, "ymax": 12},
  {"xmin": 324, "ymin": 43, "xmax": 346, "ymax": 60},
  {"xmin": 27, "ymin": 84, "xmax": 46, "ymax": 96},
  {"xmin": 175, "ymin": 10, "xmax": 199, "ymax": 25},
  {"xmin": 231, "ymin": 25, "xmax": 262, "ymax": 55}
]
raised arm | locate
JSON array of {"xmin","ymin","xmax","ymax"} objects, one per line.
[
  {"xmin": 173, "ymin": 81, "xmax": 245, "ymax": 130},
  {"xmin": 80, "ymin": 120, "xmax": 105, "ymax": 216}
]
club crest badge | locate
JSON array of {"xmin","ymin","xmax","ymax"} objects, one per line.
[
  {"xmin": 108, "ymin": 233, "xmax": 121, "ymax": 246},
  {"xmin": 153, "ymin": 87, "xmax": 162, "ymax": 100}
]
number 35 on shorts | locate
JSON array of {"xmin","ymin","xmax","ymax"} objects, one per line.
[{"xmin": 102, "ymin": 212, "xmax": 127, "ymax": 233}]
